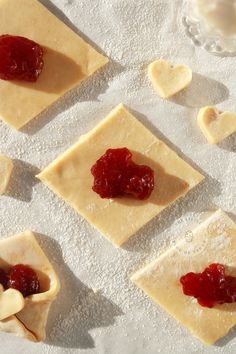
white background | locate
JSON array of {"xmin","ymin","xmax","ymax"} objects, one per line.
[{"xmin": 0, "ymin": 0, "xmax": 235, "ymax": 353}]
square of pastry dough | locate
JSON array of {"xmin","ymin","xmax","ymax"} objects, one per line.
[
  {"xmin": 0, "ymin": 231, "xmax": 60, "ymax": 341},
  {"xmin": 0, "ymin": 0, "xmax": 108, "ymax": 129},
  {"xmin": 131, "ymin": 209, "xmax": 236, "ymax": 345},
  {"xmin": 38, "ymin": 104, "xmax": 204, "ymax": 246}
]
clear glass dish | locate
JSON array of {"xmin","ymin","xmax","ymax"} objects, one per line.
[{"xmin": 183, "ymin": 0, "xmax": 236, "ymax": 55}]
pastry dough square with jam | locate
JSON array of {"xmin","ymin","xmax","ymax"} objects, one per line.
[
  {"xmin": 131, "ymin": 209, "xmax": 236, "ymax": 345},
  {"xmin": 38, "ymin": 104, "xmax": 204, "ymax": 246},
  {"xmin": 0, "ymin": 0, "xmax": 108, "ymax": 129}
]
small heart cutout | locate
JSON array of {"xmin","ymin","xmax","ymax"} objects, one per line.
[
  {"xmin": 148, "ymin": 59, "xmax": 192, "ymax": 98},
  {"xmin": 198, "ymin": 106, "xmax": 236, "ymax": 144},
  {"xmin": 0, "ymin": 288, "xmax": 25, "ymax": 320}
]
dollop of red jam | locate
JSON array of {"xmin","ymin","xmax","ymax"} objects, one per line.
[
  {"xmin": 0, "ymin": 35, "xmax": 44, "ymax": 82},
  {"xmin": 0, "ymin": 264, "xmax": 40, "ymax": 297},
  {"xmin": 180, "ymin": 263, "xmax": 236, "ymax": 308},
  {"xmin": 91, "ymin": 148, "xmax": 155, "ymax": 200}
]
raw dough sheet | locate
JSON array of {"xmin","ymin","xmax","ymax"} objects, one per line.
[{"xmin": 0, "ymin": 0, "xmax": 235, "ymax": 353}]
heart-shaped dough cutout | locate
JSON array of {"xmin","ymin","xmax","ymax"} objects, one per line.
[
  {"xmin": 0, "ymin": 289, "xmax": 25, "ymax": 321},
  {"xmin": 0, "ymin": 154, "xmax": 13, "ymax": 195},
  {"xmin": 198, "ymin": 106, "xmax": 236, "ymax": 144},
  {"xmin": 148, "ymin": 59, "xmax": 192, "ymax": 98}
]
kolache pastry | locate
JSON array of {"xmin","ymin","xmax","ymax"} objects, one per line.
[
  {"xmin": 37, "ymin": 104, "xmax": 204, "ymax": 247},
  {"xmin": 0, "ymin": 0, "xmax": 108, "ymax": 129},
  {"xmin": 0, "ymin": 154, "xmax": 13, "ymax": 195},
  {"xmin": 0, "ymin": 231, "xmax": 60, "ymax": 342},
  {"xmin": 131, "ymin": 209, "xmax": 236, "ymax": 345},
  {"xmin": 198, "ymin": 106, "xmax": 236, "ymax": 144},
  {"xmin": 148, "ymin": 59, "xmax": 192, "ymax": 98}
]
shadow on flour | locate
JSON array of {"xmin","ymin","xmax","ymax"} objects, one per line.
[
  {"xmin": 170, "ymin": 73, "xmax": 229, "ymax": 108},
  {"xmin": 218, "ymin": 133, "xmax": 236, "ymax": 153},
  {"xmin": 215, "ymin": 324, "xmax": 236, "ymax": 347},
  {"xmin": 36, "ymin": 234, "xmax": 123, "ymax": 349},
  {"xmin": 228, "ymin": 212, "xmax": 236, "ymax": 224},
  {"xmin": 121, "ymin": 109, "xmax": 222, "ymax": 254},
  {"xmin": 4, "ymin": 159, "xmax": 40, "ymax": 202},
  {"xmin": 20, "ymin": 1, "xmax": 123, "ymax": 136}
]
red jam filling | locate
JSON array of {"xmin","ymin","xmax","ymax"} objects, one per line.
[
  {"xmin": 180, "ymin": 263, "xmax": 236, "ymax": 308},
  {"xmin": 91, "ymin": 148, "xmax": 155, "ymax": 200},
  {"xmin": 0, "ymin": 34, "xmax": 44, "ymax": 82},
  {"xmin": 0, "ymin": 264, "xmax": 40, "ymax": 297}
]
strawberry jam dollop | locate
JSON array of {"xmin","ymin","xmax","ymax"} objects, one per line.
[
  {"xmin": 91, "ymin": 148, "xmax": 154, "ymax": 200},
  {"xmin": 6, "ymin": 264, "xmax": 40, "ymax": 297},
  {"xmin": 0, "ymin": 35, "xmax": 44, "ymax": 82},
  {"xmin": 180, "ymin": 263, "xmax": 236, "ymax": 308}
]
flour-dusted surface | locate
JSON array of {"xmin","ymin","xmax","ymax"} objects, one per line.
[{"xmin": 0, "ymin": 0, "xmax": 235, "ymax": 353}]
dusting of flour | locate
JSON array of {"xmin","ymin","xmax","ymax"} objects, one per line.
[{"xmin": 0, "ymin": 0, "xmax": 235, "ymax": 354}]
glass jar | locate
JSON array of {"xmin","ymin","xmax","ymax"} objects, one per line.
[{"xmin": 183, "ymin": 0, "xmax": 236, "ymax": 55}]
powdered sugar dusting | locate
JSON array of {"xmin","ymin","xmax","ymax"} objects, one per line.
[{"xmin": 0, "ymin": 0, "xmax": 235, "ymax": 353}]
